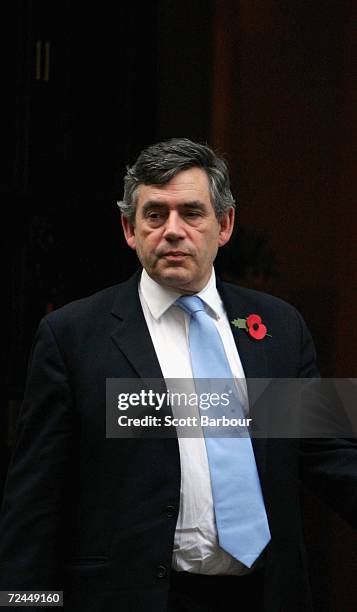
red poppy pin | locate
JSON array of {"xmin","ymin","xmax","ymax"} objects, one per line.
[{"xmin": 231, "ymin": 314, "xmax": 271, "ymax": 340}]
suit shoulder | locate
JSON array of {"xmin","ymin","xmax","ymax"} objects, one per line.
[
  {"xmin": 41, "ymin": 274, "xmax": 140, "ymax": 340},
  {"xmin": 45, "ymin": 284, "xmax": 119, "ymax": 325},
  {"xmin": 220, "ymin": 281, "xmax": 299, "ymax": 316}
]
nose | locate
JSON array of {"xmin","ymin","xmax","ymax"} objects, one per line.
[{"xmin": 162, "ymin": 211, "xmax": 185, "ymax": 241}]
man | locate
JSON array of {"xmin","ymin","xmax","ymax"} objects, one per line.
[{"xmin": 0, "ymin": 138, "xmax": 356, "ymax": 611}]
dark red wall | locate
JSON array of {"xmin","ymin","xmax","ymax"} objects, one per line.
[
  {"xmin": 211, "ymin": 2, "xmax": 357, "ymax": 609},
  {"xmin": 212, "ymin": 0, "xmax": 357, "ymax": 377}
]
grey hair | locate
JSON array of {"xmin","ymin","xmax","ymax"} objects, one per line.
[{"xmin": 117, "ymin": 137, "xmax": 235, "ymax": 224}]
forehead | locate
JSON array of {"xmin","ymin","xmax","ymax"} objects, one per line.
[{"xmin": 136, "ymin": 167, "xmax": 212, "ymax": 207}]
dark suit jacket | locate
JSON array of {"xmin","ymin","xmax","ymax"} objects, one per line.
[{"xmin": 0, "ymin": 272, "xmax": 356, "ymax": 611}]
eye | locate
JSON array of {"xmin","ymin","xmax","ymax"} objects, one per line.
[
  {"xmin": 183, "ymin": 210, "xmax": 203, "ymax": 222},
  {"xmin": 145, "ymin": 210, "xmax": 166, "ymax": 226}
]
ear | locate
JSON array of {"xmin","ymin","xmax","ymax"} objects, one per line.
[
  {"xmin": 121, "ymin": 214, "xmax": 137, "ymax": 250},
  {"xmin": 218, "ymin": 207, "xmax": 235, "ymax": 247}
]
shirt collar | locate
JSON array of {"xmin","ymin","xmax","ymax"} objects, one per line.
[{"xmin": 139, "ymin": 268, "xmax": 225, "ymax": 321}]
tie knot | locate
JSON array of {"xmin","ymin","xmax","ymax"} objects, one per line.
[{"xmin": 176, "ymin": 295, "xmax": 205, "ymax": 316}]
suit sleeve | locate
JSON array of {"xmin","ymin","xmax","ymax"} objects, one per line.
[
  {"xmin": 296, "ymin": 310, "xmax": 357, "ymax": 529},
  {"xmin": 0, "ymin": 317, "xmax": 76, "ymax": 589}
]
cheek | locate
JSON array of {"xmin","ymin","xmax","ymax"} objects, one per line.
[
  {"xmin": 197, "ymin": 230, "xmax": 219, "ymax": 254},
  {"xmin": 137, "ymin": 232, "xmax": 160, "ymax": 257}
]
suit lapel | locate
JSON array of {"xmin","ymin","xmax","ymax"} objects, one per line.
[
  {"xmin": 217, "ymin": 279, "xmax": 270, "ymax": 379},
  {"xmin": 110, "ymin": 272, "xmax": 164, "ymax": 382}
]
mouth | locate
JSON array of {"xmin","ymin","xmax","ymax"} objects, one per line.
[{"xmin": 161, "ymin": 251, "xmax": 190, "ymax": 261}]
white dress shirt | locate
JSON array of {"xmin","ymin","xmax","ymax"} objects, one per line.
[{"xmin": 139, "ymin": 268, "xmax": 258, "ymax": 575}]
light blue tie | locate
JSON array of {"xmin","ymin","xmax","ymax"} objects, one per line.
[{"xmin": 176, "ymin": 295, "xmax": 271, "ymax": 567}]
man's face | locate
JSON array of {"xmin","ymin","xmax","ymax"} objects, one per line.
[{"xmin": 121, "ymin": 167, "xmax": 234, "ymax": 293}]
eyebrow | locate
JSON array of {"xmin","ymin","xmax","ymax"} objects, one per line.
[{"xmin": 142, "ymin": 200, "xmax": 207, "ymax": 214}]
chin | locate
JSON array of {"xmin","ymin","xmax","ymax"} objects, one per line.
[
  {"xmin": 151, "ymin": 263, "xmax": 206, "ymax": 292},
  {"xmin": 162, "ymin": 275, "xmax": 205, "ymax": 294},
  {"xmin": 160, "ymin": 272, "xmax": 191, "ymax": 288}
]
